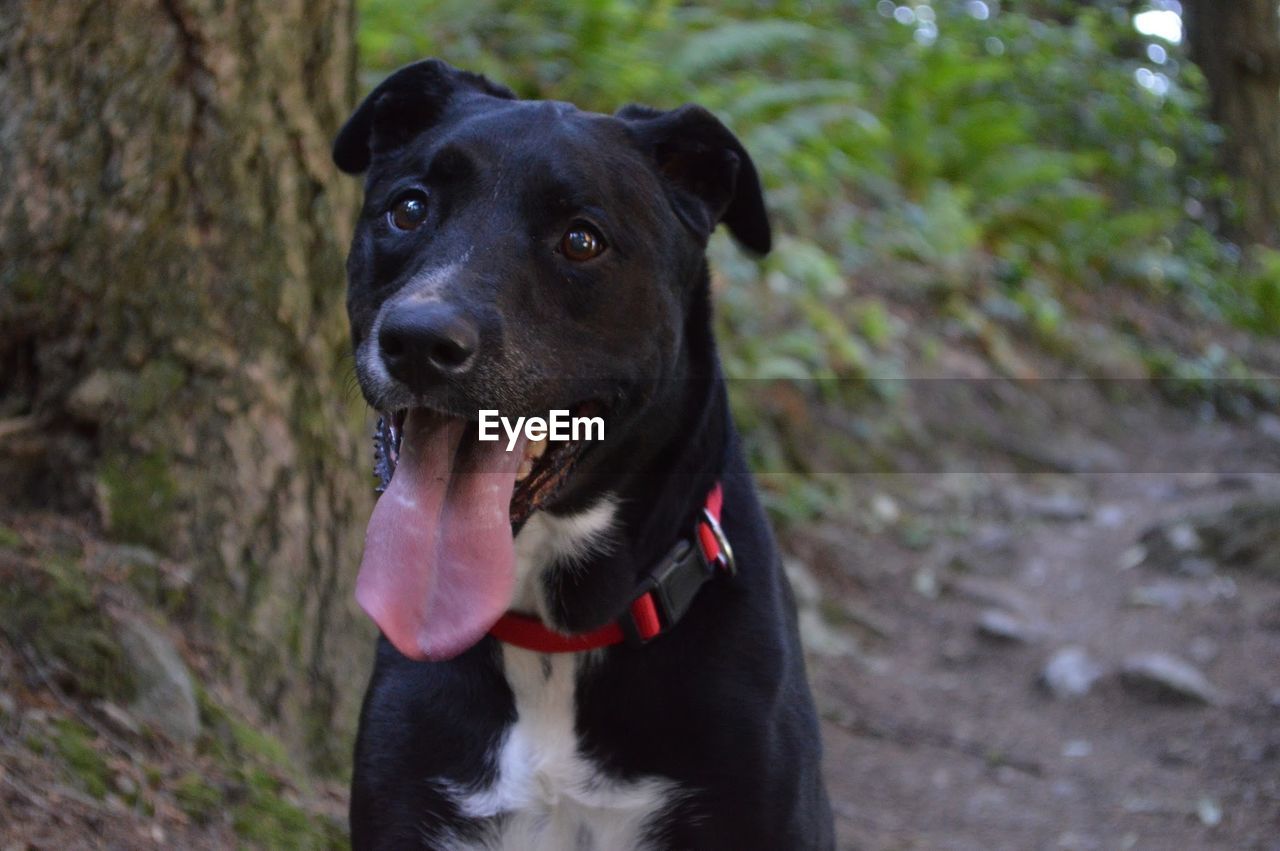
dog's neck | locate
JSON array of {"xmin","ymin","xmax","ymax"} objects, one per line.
[{"xmin": 521, "ymin": 266, "xmax": 732, "ymax": 635}]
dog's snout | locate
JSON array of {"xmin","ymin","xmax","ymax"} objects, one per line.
[{"xmin": 378, "ymin": 303, "xmax": 479, "ymax": 388}]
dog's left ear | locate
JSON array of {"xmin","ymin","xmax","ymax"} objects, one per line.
[
  {"xmin": 617, "ymin": 104, "xmax": 771, "ymax": 255},
  {"xmin": 333, "ymin": 59, "xmax": 515, "ymax": 174}
]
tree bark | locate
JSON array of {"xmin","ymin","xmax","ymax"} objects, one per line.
[
  {"xmin": 0, "ymin": 0, "xmax": 371, "ymax": 771},
  {"xmin": 1183, "ymin": 0, "xmax": 1280, "ymax": 249}
]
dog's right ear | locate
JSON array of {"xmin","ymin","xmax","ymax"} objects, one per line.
[
  {"xmin": 616, "ymin": 103, "xmax": 771, "ymax": 255},
  {"xmin": 333, "ymin": 59, "xmax": 515, "ymax": 174}
]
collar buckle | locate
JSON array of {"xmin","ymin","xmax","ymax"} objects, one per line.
[{"xmin": 621, "ymin": 536, "xmax": 714, "ymax": 647}]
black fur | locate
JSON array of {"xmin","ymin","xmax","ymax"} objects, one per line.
[{"xmin": 337, "ymin": 59, "xmax": 833, "ymax": 849}]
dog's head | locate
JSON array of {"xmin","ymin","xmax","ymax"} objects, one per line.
[{"xmin": 334, "ymin": 59, "xmax": 769, "ymax": 659}]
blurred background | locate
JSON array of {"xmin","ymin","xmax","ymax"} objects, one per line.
[{"xmin": 2, "ymin": 0, "xmax": 1279, "ymax": 848}]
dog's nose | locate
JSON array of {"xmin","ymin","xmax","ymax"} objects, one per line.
[{"xmin": 378, "ymin": 303, "xmax": 479, "ymax": 388}]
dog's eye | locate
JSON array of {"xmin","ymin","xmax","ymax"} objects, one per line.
[
  {"xmin": 389, "ymin": 192, "xmax": 429, "ymax": 231},
  {"xmin": 559, "ymin": 224, "xmax": 606, "ymax": 262}
]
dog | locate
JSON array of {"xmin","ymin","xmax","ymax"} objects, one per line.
[{"xmin": 333, "ymin": 59, "xmax": 834, "ymax": 850}]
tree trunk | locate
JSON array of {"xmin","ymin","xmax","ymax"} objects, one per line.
[
  {"xmin": 0, "ymin": 0, "xmax": 371, "ymax": 771},
  {"xmin": 1183, "ymin": 0, "xmax": 1280, "ymax": 249}
]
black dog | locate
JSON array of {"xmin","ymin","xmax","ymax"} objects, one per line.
[{"xmin": 333, "ymin": 59, "xmax": 833, "ymax": 850}]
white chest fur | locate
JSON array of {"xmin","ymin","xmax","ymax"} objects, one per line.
[
  {"xmin": 430, "ymin": 499, "xmax": 681, "ymax": 850},
  {"xmin": 437, "ymin": 647, "xmax": 678, "ymax": 850}
]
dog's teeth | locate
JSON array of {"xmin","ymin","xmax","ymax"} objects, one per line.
[{"xmin": 516, "ymin": 458, "xmax": 534, "ymax": 482}]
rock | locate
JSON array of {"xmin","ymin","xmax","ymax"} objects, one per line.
[
  {"xmin": 1119, "ymin": 652, "xmax": 1223, "ymax": 706},
  {"xmin": 945, "ymin": 575, "xmax": 1035, "ymax": 615},
  {"xmin": 65, "ymin": 370, "xmax": 128, "ymax": 422},
  {"xmin": 0, "ymin": 691, "xmax": 15, "ymax": 720},
  {"xmin": 1001, "ymin": 433, "xmax": 1125, "ymax": 475},
  {"xmin": 113, "ymin": 614, "xmax": 199, "ymax": 746},
  {"xmin": 1093, "ymin": 504, "xmax": 1127, "ymax": 528},
  {"xmin": 1061, "ymin": 739, "xmax": 1092, "ymax": 758},
  {"xmin": 1126, "ymin": 579, "xmax": 1234, "ymax": 612},
  {"xmin": 88, "ymin": 544, "xmax": 160, "ymax": 575},
  {"xmin": 1138, "ymin": 522, "xmax": 1204, "ymax": 573},
  {"xmin": 784, "ymin": 561, "xmax": 859, "ymax": 658},
  {"xmin": 93, "ymin": 700, "xmax": 142, "ymax": 736},
  {"xmin": 976, "ymin": 608, "xmax": 1042, "ymax": 644},
  {"xmin": 113, "ymin": 773, "xmax": 138, "ymax": 798},
  {"xmin": 1174, "ymin": 557, "xmax": 1217, "ymax": 579},
  {"xmin": 1117, "ymin": 545, "xmax": 1146, "ymax": 571},
  {"xmin": 870, "ymin": 493, "xmax": 900, "ymax": 524},
  {"xmin": 1127, "ymin": 582, "xmax": 1195, "ymax": 611},
  {"xmin": 1055, "ymin": 830, "xmax": 1102, "ymax": 850},
  {"xmin": 783, "ymin": 559, "xmax": 821, "ymax": 607},
  {"xmin": 1166, "ymin": 523, "xmax": 1202, "ymax": 551},
  {"xmin": 1041, "ymin": 646, "xmax": 1103, "ymax": 699},
  {"xmin": 1196, "ymin": 797, "xmax": 1223, "ymax": 827},
  {"xmin": 1021, "ymin": 491, "xmax": 1091, "ymax": 522},
  {"xmin": 1259, "ymin": 413, "xmax": 1280, "ymax": 442},
  {"xmin": 1191, "ymin": 499, "xmax": 1280, "ymax": 581},
  {"xmin": 796, "ymin": 609, "xmax": 858, "ymax": 658},
  {"xmin": 912, "ymin": 567, "xmax": 940, "ymax": 599}
]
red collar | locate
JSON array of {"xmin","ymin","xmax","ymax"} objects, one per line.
[{"xmin": 489, "ymin": 483, "xmax": 734, "ymax": 653}]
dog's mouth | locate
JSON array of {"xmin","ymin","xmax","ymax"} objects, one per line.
[
  {"xmin": 373, "ymin": 406, "xmax": 593, "ymax": 529},
  {"xmin": 357, "ymin": 404, "xmax": 598, "ymax": 662}
]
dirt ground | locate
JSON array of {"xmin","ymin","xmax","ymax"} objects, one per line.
[{"xmin": 799, "ymin": 396, "xmax": 1280, "ymax": 850}]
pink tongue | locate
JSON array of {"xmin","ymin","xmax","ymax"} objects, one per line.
[{"xmin": 356, "ymin": 410, "xmax": 526, "ymax": 660}]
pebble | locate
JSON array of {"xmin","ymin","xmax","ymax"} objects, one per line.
[
  {"xmin": 94, "ymin": 700, "xmax": 142, "ymax": 736},
  {"xmin": 1041, "ymin": 646, "xmax": 1103, "ymax": 699},
  {"xmin": 1258, "ymin": 413, "xmax": 1280, "ymax": 442},
  {"xmin": 870, "ymin": 493, "xmax": 900, "ymax": 524},
  {"xmin": 1166, "ymin": 523, "xmax": 1202, "ymax": 552},
  {"xmin": 1093, "ymin": 504, "xmax": 1127, "ymax": 528},
  {"xmin": 783, "ymin": 559, "xmax": 821, "ymax": 607},
  {"xmin": 912, "ymin": 568, "xmax": 940, "ymax": 600},
  {"xmin": 1126, "ymin": 580, "xmax": 1232, "ymax": 612},
  {"xmin": 947, "ymin": 575, "xmax": 1036, "ymax": 615},
  {"xmin": 1117, "ymin": 544, "xmax": 1147, "ymax": 571},
  {"xmin": 1197, "ymin": 797, "xmax": 1223, "ymax": 827},
  {"xmin": 113, "ymin": 773, "xmax": 138, "ymax": 797},
  {"xmin": 1119, "ymin": 652, "xmax": 1223, "ymax": 706},
  {"xmin": 1174, "ymin": 556, "xmax": 1218, "ymax": 579},
  {"xmin": 976, "ymin": 609, "xmax": 1042, "ymax": 643},
  {"xmin": 796, "ymin": 609, "xmax": 858, "ymax": 658},
  {"xmin": 1062, "ymin": 739, "xmax": 1092, "ymax": 758},
  {"xmin": 1021, "ymin": 491, "xmax": 1091, "ymax": 521}
]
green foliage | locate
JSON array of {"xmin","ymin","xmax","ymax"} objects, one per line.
[
  {"xmin": 1236, "ymin": 247, "xmax": 1280, "ymax": 334},
  {"xmin": 51, "ymin": 718, "xmax": 112, "ymax": 799},
  {"xmin": 0, "ymin": 556, "xmax": 137, "ymax": 702},
  {"xmin": 99, "ymin": 450, "xmax": 177, "ymax": 551},
  {"xmin": 174, "ymin": 771, "xmax": 225, "ymax": 824},
  {"xmin": 0, "ymin": 524, "xmax": 24, "ymax": 550},
  {"xmin": 194, "ymin": 686, "xmax": 346, "ymax": 848}
]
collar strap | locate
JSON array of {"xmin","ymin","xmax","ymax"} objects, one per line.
[{"xmin": 489, "ymin": 483, "xmax": 734, "ymax": 653}]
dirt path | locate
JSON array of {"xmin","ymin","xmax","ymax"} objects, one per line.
[{"xmin": 802, "ymin": 407, "xmax": 1280, "ymax": 850}]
